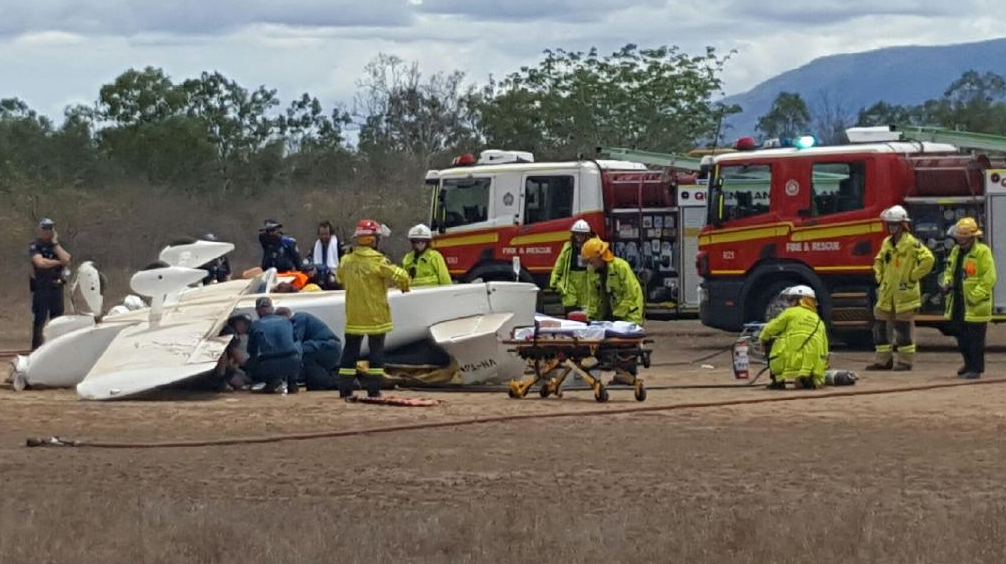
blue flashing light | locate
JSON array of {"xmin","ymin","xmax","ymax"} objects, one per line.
[{"xmin": 794, "ymin": 135, "xmax": 817, "ymax": 149}]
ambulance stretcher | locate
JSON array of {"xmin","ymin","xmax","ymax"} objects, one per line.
[{"xmin": 503, "ymin": 324, "xmax": 651, "ymax": 403}]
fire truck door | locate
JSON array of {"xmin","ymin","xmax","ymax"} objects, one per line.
[
  {"xmin": 677, "ymin": 185, "xmax": 708, "ymax": 311},
  {"xmin": 985, "ymin": 169, "xmax": 1006, "ymax": 314}
]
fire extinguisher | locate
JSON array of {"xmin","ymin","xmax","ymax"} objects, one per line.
[{"xmin": 732, "ymin": 337, "xmax": 751, "ymax": 379}]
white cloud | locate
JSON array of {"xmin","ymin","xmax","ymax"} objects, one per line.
[{"xmin": 0, "ymin": 1, "xmax": 1002, "ymax": 120}]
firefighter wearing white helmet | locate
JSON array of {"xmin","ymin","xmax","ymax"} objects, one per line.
[
  {"xmin": 867, "ymin": 205, "xmax": 934, "ymax": 371},
  {"xmin": 759, "ymin": 284, "xmax": 829, "ymax": 390},
  {"xmin": 550, "ymin": 219, "xmax": 595, "ymax": 313},
  {"xmin": 402, "ymin": 224, "xmax": 452, "ymax": 287}
]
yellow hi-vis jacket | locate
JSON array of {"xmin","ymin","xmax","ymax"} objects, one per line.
[
  {"xmin": 402, "ymin": 248, "xmax": 452, "ymax": 287},
  {"xmin": 873, "ymin": 232, "xmax": 935, "ymax": 314},
  {"xmin": 941, "ymin": 241, "xmax": 997, "ymax": 323},
  {"xmin": 585, "ymin": 257, "xmax": 644, "ymax": 325},
  {"xmin": 337, "ymin": 247, "xmax": 410, "ymax": 335},
  {"xmin": 760, "ymin": 304, "xmax": 829, "ymax": 385},
  {"xmin": 549, "ymin": 240, "xmax": 590, "ymax": 308}
]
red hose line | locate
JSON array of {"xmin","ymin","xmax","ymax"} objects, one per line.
[{"xmin": 26, "ymin": 377, "xmax": 1006, "ymax": 450}]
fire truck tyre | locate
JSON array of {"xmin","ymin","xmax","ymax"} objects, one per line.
[{"xmin": 750, "ymin": 280, "xmax": 798, "ymax": 322}]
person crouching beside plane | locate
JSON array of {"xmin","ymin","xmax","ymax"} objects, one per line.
[
  {"xmin": 336, "ymin": 219, "xmax": 410, "ymax": 398},
  {"xmin": 759, "ymin": 285, "xmax": 829, "ymax": 390},
  {"xmin": 259, "ymin": 219, "xmax": 304, "ymax": 273},
  {"xmin": 940, "ymin": 218, "xmax": 997, "ymax": 379},
  {"xmin": 550, "ymin": 219, "xmax": 594, "ymax": 314},
  {"xmin": 403, "ymin": 224, "xmax": 452, "ymax": 287},
  {"xmin": 866, "ymin": 205, "xmax": 934, "ymax": 372},
  {"xmin": 214, "ymin": 313, "xmax": 252, "ymax": 391},
  {"xmin": 246, "ymin": 297, "xmax": 301, "ymax": 394},
  {"xmin": 581, "ymin": 237, "xmax": 644, "ymax": 325},
  {"xmin": 278, "ymin": 307, "xmax": 343, "ymax": 391}
]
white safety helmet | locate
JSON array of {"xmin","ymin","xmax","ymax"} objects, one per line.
[
  {"xmin": 785, "ymin": 285, "xmax": 816, "ymax": 299},
  {"xmin": 408, "ymin": 224, "xmax": 433, "ymax": 241},
  {"xmin": 880, "ymin": 205, "xmax": 910, "ymax": 223},
  {"xmin": 571, "ymin": 219, "xmax": 591, "ymax": 234}
]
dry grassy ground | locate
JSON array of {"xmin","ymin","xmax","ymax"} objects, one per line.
[{"xmin": 2, "ymin": 321, "xmax": 1006, "ymax": 562}]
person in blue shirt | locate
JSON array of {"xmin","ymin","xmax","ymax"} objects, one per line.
[
  {"xmin": 258, "ymin": 219, "xmax": 303, "ymax": 272},
  {"xmin": 278, "ymin": 308, "xmax": 342, "ymax": 391},
  {"xmin": 246, "ymin": 297, "xmax": 301, "ymax": 394}
]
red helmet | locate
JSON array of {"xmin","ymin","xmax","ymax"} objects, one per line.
[{"xmin": 354, "ymin": 219, "xmax": 381, "ymax": 237}]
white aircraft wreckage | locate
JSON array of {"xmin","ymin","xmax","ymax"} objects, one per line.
[{"xmin": 13, "ymin": 240, "xmax": 537, "ymax": 400}]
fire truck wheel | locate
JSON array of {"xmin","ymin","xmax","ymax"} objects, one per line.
[{"xmin": 752, "ymin": 280, "xmax": 800, "ymax": 322}]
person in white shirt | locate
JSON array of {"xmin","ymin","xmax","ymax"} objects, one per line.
[{"xmin": 311, "ymin": 221, "xmax": 340, "ymax": 290}]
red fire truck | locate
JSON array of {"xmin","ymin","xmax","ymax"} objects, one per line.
[
  {"xmin": 697, "ymin": 126, "xmax": 1006, "ymax": 342},
  {"xmin": 425, "ymin": 150, "xmax": 707, "ymax": 316}
]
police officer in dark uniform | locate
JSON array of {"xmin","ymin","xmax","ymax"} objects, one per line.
[
  {"xmin": 199, "ymin": 233, "xmax": 232, "ymax": 284},
  {"xmin": 258, "ymin": 219, "xmax": 303, "ymax": 272},
  {"xmin": 29, "ymin": 218, "xmax": 72, "ymax": 349}
]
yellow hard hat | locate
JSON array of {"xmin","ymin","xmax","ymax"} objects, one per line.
[
  {"xmin": 302, "ymin": 283, "xmax": 323, "ymax": 292},
  {"xmin": 580, "ymin": 237, "xmax": 614, "ymax": 262},
  {"xmin": 953, "ymin": 217, "xmax": 982, "ymax": 238}
]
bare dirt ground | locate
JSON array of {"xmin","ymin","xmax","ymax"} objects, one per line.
[{"xmin": 2, "ymin": 320, "xmax": 1006, "ymax": 563}]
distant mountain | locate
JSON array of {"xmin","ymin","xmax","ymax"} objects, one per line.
[{"xmin": 720, "ymin": 37, "xmax": 1006, "ymax": 138}]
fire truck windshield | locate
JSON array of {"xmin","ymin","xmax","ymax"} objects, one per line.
[
  {"xmin": 433, "ymin": 177, "xmax": 491, "ymax": 230},
  {"xmin": 707, "ymin": 164, "xmax": 772, "ymax": 225}
]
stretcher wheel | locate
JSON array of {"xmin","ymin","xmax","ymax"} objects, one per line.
[
  {"xmin": 539, "ymin": 383, "xmax": 550, "ymax": 398},
  {"xmin": 594, "ymin": 385, "xmax": 609, "ymax": 403},
  {"xmin": 641, "ymin": 352, "xmax": 651, "ymax": 369},
  {"xmin": 634, "ymin": 381, "xmax": 647, "ymax": 402},
  {"xmin": 508, "ymin": 388, "xmax": 518, "ymax": 399}
]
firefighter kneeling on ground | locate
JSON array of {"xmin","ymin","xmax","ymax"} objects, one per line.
[
  {"xmin": 866, "ymin": 205, "xmax": 935, "ymax": 371},
  {"xmin": 941, "ymin": 217, "xmax": 997, "ymax": 379},
  {"xmin": 402, "ymin": 224, "xmax": 452, "ymax": 287},
  {"xmin": 759, "ymin": 285, "xmax": 829, "ymax": 390},
  {"xmin": 336, "ymin": 219, "xmax": 410, "ymax": 398}
]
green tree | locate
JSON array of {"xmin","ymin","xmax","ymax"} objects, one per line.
[
  {"xmin": 855, "ymin": 101, "xmax": 918, "ymax": 127},
  {"xmin": 470, "ymin": 44, "xmax": 735, "ymax": 159},
  {"xmin": 756, "ymin": 92, "xmax": 811, "ymax": 140},
  {"xmin": 355, "ymin": 54, "xmax": 476, "ymax": 167}
]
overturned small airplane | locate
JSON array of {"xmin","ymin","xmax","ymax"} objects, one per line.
[{"xmin": 13, "ymin": 240, "xmax": 537, "ymax": 400}]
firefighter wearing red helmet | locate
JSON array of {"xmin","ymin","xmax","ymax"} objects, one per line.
[{"xmin": 335, "ymin": 219, "xmax": 410, "ymax": 398}]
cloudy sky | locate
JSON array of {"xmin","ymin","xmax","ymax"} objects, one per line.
[{"xmin": 0, "ymin": 0, "xmax": 1002, "ymax": 122}]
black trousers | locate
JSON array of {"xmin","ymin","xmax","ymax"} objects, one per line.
[
  {"xmin": 31, "ymin": 288, "xmax": 64, "ymax": 350},
  {"xmin": 337, "ymin": 334, "xmax": 386, "ymax": 395},
  {"xmin": 954, "ymin": 321, "xmax": 987, "ymax": 374}
]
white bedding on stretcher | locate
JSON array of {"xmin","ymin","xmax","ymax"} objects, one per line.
[{"xmin": 511, "ymin": 316, "xmax": 644, "ymax": 341}]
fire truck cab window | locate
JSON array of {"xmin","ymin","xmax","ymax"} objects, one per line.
[
  {"xmin": 811, "ymin": 162, "xmax": 865, "ymax": 217},
  {"xmin": 439, "ymin": 177, "xmax": 491, "ymax": 229},
  {"xmin": 717, "ymin": 164, "xmax": 772, "ymax": 221},
  {"xmin": 524, "ymin": 175, "xmax": 574, "ymax": 225}
]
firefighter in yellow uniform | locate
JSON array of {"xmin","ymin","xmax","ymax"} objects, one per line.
[
  {"xmin": 759, "ymin": 285, "xmax": 829, "ymax": 390},
  {"xmin": 940, "ymin": 217, "xmax": 997, "ymax": 379},
  {"xmin": 866, "ymin": 205, "xmax": 934, "ymax": 371},
  {"xmin": 336, "ymin": 219, "xmax": 410, "ymax": 398},
  {"xmin": 402, "ymin": 224, "xmax": 452, "ymax": 287},
  {"xmin": 580, "ymin": 237, "xmax": 644, "ymax": 326},
  {"xmin": 550, "ymin": 219, "xmax": 594, "ymax": 313}
]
